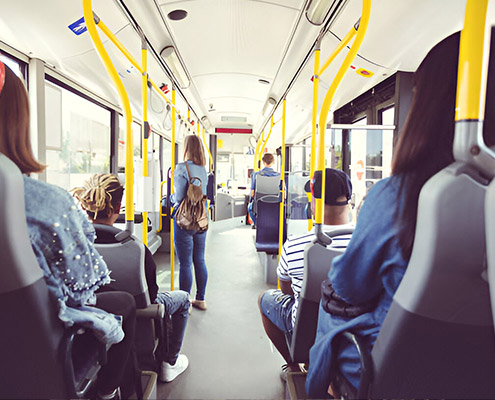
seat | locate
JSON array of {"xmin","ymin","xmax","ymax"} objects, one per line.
[
  {"xmin": 255, "ymin": 195, "xmax": 284, "ymax": 254},
  {"xmin": 253, "ymin": 173, "xmax": 280, "ymax": 217},
  {"xmin": 335, "ymin": 163, "xmax": 495, "ymax": 399},
  {"xmin": 288, "ymin": 228, "xmax": 354, "ymax": 364},
  {"xmin": 93, "ymin": 225, "xmax": 165, "ymax": 372},
  {"xmin": 0, "ymin": 154, "xmax": 104, "ymax": 399}
]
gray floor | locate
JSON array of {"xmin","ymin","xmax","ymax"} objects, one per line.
[{"xmin": 153, "ymin": 222, "xmax": 286, "ymax": 400}]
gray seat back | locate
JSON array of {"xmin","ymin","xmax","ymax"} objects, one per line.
[
  {"xmin": 0, "ymin": 154, "xmax": 98, "ymax": 399},
  {"xmin": 369, "ymin": 162, "xmax": 495, "ymax": 398},
  {"xmin": 94, "ymin": 224, "xmax": 150, "ymax": 308},
  {"xmin": 289, "ymin": 228, "xmax": 354, "ymax": 363},
  {"xmin": 253, "ymin": 174, "xmax": 280, "ymax": 215},
  {"xmin": 486, "ymin": 179, "xmax": 495, "ymax": 333}
]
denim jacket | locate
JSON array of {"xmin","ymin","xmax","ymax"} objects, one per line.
[
  {"xmin": 172, "ymin": 161, "xmax": 208, "ymax": 209},
  {"xmin": 23, "ymin": 176, "xmax": 124, "ymax": 344}
]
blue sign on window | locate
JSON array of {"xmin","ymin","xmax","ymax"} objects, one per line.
[{"xmin": 68, "ymin": 17, "xmax": 87, "ymax": 36}]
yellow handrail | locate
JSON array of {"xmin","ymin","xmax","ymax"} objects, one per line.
[
  {"xmin": 278, "ymin": 99, "xmax": 287, "ymax": 264},
  {"xmin": 82, "ymin": 0, "xmax": 134, "ymax": 229},
  {"xmin": 158, "ymin": 180, "xmax": 167, "ymax": 233},
  {"xmin": 308, "ymin": 40, "xmax": 320, "ymax": 232},
  {"xmin": 170, "ymin": 88, "xmax": 176, "ymax": 290},
  {"xmin": 318, "ymin": 25, "xmax": 357, "ymax": 76},
  {"xmin": 253, "ymin": 130, "xmax": 265, "ymax": 171},
  {"xmin": 141, "ymin": 41, "xmax": 148, "ymax": 246},
  {"xmin": 315, "ymin": 0, "xmax": 371, "ymax": 226},
  {"xmin": 202, "ymin": 127, "xmax": 214, "ymax": 171},
  {"xmin": 96, "ymin": 19, "xmax": 195, "ymax": 131},
  {"xmin": 455, "ymin": 0, "xmax": 488, "ymax": 122}
]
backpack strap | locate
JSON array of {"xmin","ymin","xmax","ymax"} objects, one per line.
[
  {"xmin": 184, "ymin": 162, "xmax": 193, "ymax": 183},
  {"xmin": 184, "ymin": 162, "xmax": 203, "ymax": 189}
]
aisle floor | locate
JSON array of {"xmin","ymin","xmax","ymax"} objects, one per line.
[{"xmin": 153, "ymin": 223, "xmax": 286, "ymax": 400}]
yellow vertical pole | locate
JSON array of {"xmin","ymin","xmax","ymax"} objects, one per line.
[
  {"xmin": 308, "ymin": 40, "xmax": 320, "ymax": 231},
  {"xmin": 141, "ymin": 40, "xmax": 148, "ymax": 247},
  {"xmin": 315, "ymin": 0, "xmax": 371, "ymax": 228},
  {"xmin": 455, "ymin": 0, "xmax": 489, "ymax": 122},
  {"xmin": 170, "ymin": 88, "xmax": 176, "ymax": 291},
  {"xmin": 82, "ymin": 0, "xmax": 134, "ymax": 231},
  {"xmin": 197, "ymin": 120, "xmax": 200, "ymax": 136},
  {"xmin": 278, "ymin": 99, "xmax": 286, "ymax": 263}
]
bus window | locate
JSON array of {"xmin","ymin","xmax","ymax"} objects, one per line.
[
  {"xmin": 118, "ymin": 117, "xmax": 141, "ymax": 168},
  {"xmin": 44, "ymin": 81, "xmax": 111, "ymax": 190},
  {"xmin": 0, "ymin": 53, "xmax": 23, "ymax": 78}
]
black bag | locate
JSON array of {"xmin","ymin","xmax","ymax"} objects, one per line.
[
  {"xmin": 175, "ymin": 163, "xmax": 208, "ymax": 231},
  {"xmin": 321, "ymin": 279, "xmax": 379, "ymax": 318}
]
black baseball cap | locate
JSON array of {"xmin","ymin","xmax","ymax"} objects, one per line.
[{"xmin": 304, "ymin": 168, "xmax": 352, "ymax": 206}]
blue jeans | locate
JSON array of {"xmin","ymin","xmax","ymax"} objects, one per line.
[
  {"xmin": 155, "ymin": 290, "xmax": 190, "ymax": 364},
  {"xmin": 173, "ymin": 219, "xmax": 208, "ymax": 301},
  {"xmin": 260, "ymin": 289, "xmax": 294, "ymax": 341}
]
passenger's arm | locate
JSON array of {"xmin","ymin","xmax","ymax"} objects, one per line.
[
  {"xmin": 280, "ymin": 278, "xmax": 294, "ymax": 296},
  {"xmin": 329, "ymin": 180, "xmax": 403, "ymax": 306}
]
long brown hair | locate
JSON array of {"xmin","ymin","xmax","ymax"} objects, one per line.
[
  {"xmin": 183, "ymin": 134, "xmax": 206, "ymax": 166},
  {"xmin": 0, "ymin": 64, "xmax": 45, "ymax": 174},
  {"xmin": 71, "ymin": 174, "xmax": 124, "ymax": 220},
  {"xmin": 391, "ymin": 32, "xmax": 460, "ymax": 260}
]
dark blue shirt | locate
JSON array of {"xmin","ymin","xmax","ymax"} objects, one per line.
[{"xmin": 306, "ymin": 176, "xmax": 408, "ymax": 396}]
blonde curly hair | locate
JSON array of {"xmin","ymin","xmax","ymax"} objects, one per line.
[{"xmin": 71, "ymin": 174, "xmax": 124, "ymax": 220}]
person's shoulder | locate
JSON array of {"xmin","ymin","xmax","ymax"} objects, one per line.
[{"xmin": 24, "ymin": 176, "xmax": 73, "ymax": 203}]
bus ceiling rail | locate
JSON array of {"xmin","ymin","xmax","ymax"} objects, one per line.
[
  {"xmin": 454, "ymin": 0, "xmax": 495, "ymax": 180},
  {"xmin": 314, "ymin": 0, "xmax": 371, "ymax": 243},
  {"xmin": 82, "ymin": 0, "xmax": 134, "ymax": 232},
  {"xmin": 96, "ymin": 17, "xmax": 200, "ymax": 134}
]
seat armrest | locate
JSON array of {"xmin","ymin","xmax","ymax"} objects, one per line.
[
  {"xmin": 334, "ymin": 331, "xmax": 373, "ymax": 399},
  {"xmin": 136, "ymin": 304, "xmax": 165, "ymax": 320}
]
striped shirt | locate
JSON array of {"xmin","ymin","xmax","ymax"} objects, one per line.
[{"xmin": 277, "ymin": 224, "xmax": 353, "ymax": 327}]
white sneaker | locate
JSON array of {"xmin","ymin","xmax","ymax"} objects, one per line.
[{"xmin": 159, "ymin": 354, "xmax": 189, "ymax": 382}]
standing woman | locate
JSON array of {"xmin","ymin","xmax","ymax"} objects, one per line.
[{"xmin": 173, "ymin": 135, "xmax": 209, "ymax": 310}]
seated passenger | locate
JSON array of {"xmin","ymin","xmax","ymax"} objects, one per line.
[
  {"xmin": 306, "ymin": 32, "xmax": 461, "ymax": 397},
  {"xmin": 0, "ymin": 62, "xmax": 134, "ymax": 400},
  {"xmin": 72, "ymin": 174, "xmax": 190, "ymax": 383},
  {"xmin": 258, "ymin": 168, "xmax": 353, "ymax": 379},
  {"xmin": 248, "ymin": 152, "xmax": 280, "ymax": 226}
]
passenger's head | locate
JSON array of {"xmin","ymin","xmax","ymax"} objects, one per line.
[
  {"xmin": 262, "ymin": 153, "xmax": 275, "ymax": 167},
  {"xmin": 0, "ymin": 62, "xmax": 44, "ymax": 174},
  {"xmin": 71, "ymin": 174, "xmax": 124, "ymax": 224},
  {"xmin": 305, "ymin": 168, "xmax": 352, "ymax": 225},
  {"xmin": 391, "ymin": 32, "xmax": 460, "ymax": 260},
  {"xmin": 183, "ymin": 134, "xmax": 206, "ymax": 166}
]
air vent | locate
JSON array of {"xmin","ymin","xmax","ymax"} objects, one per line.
[{"xmin": 221, "ymin": 116, "xmax": 247, "ymax": 123}]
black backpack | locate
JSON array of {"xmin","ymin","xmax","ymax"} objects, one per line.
[{"xmin": 175, "ymin": 163, "xmax": 208, "ymax": 231}]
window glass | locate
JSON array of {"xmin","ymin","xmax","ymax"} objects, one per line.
[
  {"xmin": 290, "ymin": 146, "xmax": 304, "ymax": 172},
  {"xmin": 348, "ymin": 116, "xmax": 393, "ymax": 222},
  {"xmin": 0, "ymin": 53, "xmax": 23, "ymax": 78},
  {"xmin": 118, "ymin": 117, "xmax": 141, "ymax": 168},
  {"xmin": 44, "ymin": 81, "xmax": 111, "ymax": 190}
]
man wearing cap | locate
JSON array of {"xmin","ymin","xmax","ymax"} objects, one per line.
[{"xmin": 257, "ymin": 168, "xmax": 353, "ymax": 379}]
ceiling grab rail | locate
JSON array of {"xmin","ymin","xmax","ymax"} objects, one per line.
[
  {"xmin": 454, "ymin": 0, "xmax": 495, "ymax": 180},
  {"xmin": 318, "ymin": 22, "xmax": 358, "ymax": 77},
  {"xmin": 170, "ymin": 88, "xmax": 176, "ymax": 290},
  {"xmin": 82, "ymin": 0, "xmax": 134, "ymax": 233},
  {"xmin": 314, "ymin": 0, "xmax": 371, "ymax": 245},
  {"xmin": 96, "ymin": 19, "xmax": 196, "ymax": 133},
  {"xmin": 141, "ymin": 35, "xmax": 149, "ymax": 246}
]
